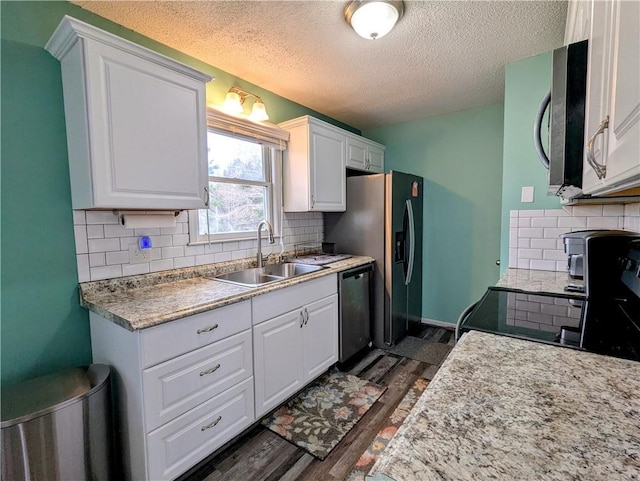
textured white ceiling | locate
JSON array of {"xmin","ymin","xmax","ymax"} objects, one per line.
[{"xmin": 71, "ymin": 0, "xmax": 567, "ymax": 129}]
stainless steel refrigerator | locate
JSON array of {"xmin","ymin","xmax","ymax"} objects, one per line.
[{"xmin": 324, "ymin": 171, "xmax": 423, "ymax": 348}]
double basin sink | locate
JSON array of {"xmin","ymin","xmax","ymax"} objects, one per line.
[{"xmin": 213, "ymin": 262, "xmax": 324, "ymax": 288}]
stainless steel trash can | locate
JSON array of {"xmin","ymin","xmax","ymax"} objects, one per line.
[{"xmin": 1, "ymin": 364, "xmax": 113, "ymax": 481}]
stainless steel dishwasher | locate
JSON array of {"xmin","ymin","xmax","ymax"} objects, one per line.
[{"xmin": 339, "ymin": 263, "xmax": 374, "ymax": 362}]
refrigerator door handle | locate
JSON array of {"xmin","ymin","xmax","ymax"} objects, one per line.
[{"xmin": 405, "ymin": 199, "xmax": 415, "ymax": 286}]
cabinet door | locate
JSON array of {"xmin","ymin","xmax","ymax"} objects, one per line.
[
  {"xmin": 346, "ymin": 137, "xmax": 368, "ymax": 171},
  {"xmin": 84, "ymin": 41, "xmax": 208, "ymax": 209},
  {"xmin": 309, "ymin": 125, "xmax": 346, "ymax": 211},
  {"xmin": 581, "ymin": 0, "xmax": 614, "ymax": 194},
  {"xmin": 367, "ymin": 144, "xmax": 385, "ymax": 173},
  {"xmin": 253, "ymin": 309, "xmax": 305, "ymax": 417},
  {"xmin": 599, "ymin": 0, "xmax": 640, "ymax": 189},
  {"xmin": 302, "ymin": 294, "xmax": 339, "ymax": 382}
]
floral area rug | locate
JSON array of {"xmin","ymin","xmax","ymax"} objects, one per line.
[
  {"xmin": 261, "ymin": 369, "xmax": 386, "ymax": 460},
  {"xmin": 346, "ymin": 377, "xmax": 429, "ymax": 481}
]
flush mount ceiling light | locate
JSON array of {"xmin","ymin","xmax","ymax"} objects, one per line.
[
  {"xmin": 221, "ymin": 86, "xmax": 270, "ymax": 121},
  {"xmin": 344, "ymin": 0, "xmax": 404, "ymax": 40}
]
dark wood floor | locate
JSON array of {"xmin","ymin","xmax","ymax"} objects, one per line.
[{"xmin": 180, "ymin": 325, "xmax": 454, "ymax": 481}]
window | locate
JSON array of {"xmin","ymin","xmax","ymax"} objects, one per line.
[{"xmin": 189, "ymin": 109, "xmax": 288, "ymax": 244}]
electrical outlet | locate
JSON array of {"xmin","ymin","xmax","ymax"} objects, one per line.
[{"xmin": 129, "ymin": 244, "xmax": 152, "ymax": 264}]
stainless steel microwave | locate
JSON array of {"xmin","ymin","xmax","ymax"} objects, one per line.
[{"xmin": 534, "ymin": 40, "xmax": 588, "ymax": 200}]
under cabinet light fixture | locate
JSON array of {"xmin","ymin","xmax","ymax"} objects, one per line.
[
  {"xmin": 344, "ymin": 0, "xmax": 404, "ymax": 40},
  {"xmin": 221, "ymin": 86, "xmax": 270, "ymax": 122}
]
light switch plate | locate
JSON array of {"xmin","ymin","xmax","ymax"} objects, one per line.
[{"xmin": 521, "ymin": 186, "xmax": 534, "ymax": 203}]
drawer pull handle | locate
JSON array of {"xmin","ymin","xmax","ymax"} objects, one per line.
[
  {"xmin": 199, "ymin": 364, "xmax": 221, "ymax": 376},
  {"xmin": 197, "ymin": 323, "xmax": 219, "ymax": 334},
  {"xmin": 303, "ymin": 308, "xmax": 309, "ymax": 325},
  {"xmin": 201, "ymin": 415, "xmax": 222, "ymax": 431},
  {"xmin": 299, "ymin": 311, "xmax": 304, "ymax": 328}
]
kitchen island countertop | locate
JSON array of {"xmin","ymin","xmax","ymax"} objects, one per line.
[
  {"xmin": 496, "ymin": 267, "xmax": 584, "ymax": 296},
  {"xmin": 370, "ymin": 330, "xmax": 640, "ymax": 481},
  {"xmin": 80, "ymin": 255, "xmax": 374, "ymax": 331}
]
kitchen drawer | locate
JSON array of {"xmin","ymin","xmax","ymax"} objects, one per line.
[
  {"xmin": 143, "ymin": 329, "xmax": 252, "ymax": 432},
  {"xmin": 252, "ymin": 274, "xmax": 337, "ymax": 325},
  {"xmin": 141, "ymin": 300, "xmax": 251, "ymax": 367},
  {"xmin": 147, "ymin": 377, "xmax": 254, "ymax": 481}
]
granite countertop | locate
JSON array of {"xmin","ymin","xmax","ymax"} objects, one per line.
[
  {"xmin": 370, "ymin": 331, "xmax": 640, "ymax": 481},
  {"xmin": 80, "ymin": 255, "xmax": 374, "ymax": 331},
  {"xmin": 496, "ymin": 268, "xmax": 584, "ymax": 297}
]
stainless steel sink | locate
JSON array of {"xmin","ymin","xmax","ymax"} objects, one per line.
[{"xmin": 212, "ymin": 262, "xmax": 324, "ymax": 287}]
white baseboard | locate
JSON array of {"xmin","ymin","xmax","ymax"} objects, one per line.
[{"xmin": 419, "ymin": 318, "xmax": 455, "ymax": 330}]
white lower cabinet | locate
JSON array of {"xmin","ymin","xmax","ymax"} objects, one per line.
[
  {"xmin": 90, "ymin": 301, "xmax": 255, "ymax": 481},
  {"xmin": 89, "ymin": 274, "xmax": 340, "ymax": 480},
  {"xmin": 252, "ymin": 275, "xmax": 339, "ymax": 418}
]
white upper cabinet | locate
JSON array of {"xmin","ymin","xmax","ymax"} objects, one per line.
[
  {"xmin": 574, "ymin": 0, "xmax": 640, "ymax": 195},
  {"xmin": 346, "ymin": 135, "xmax": 385, "ymax": 173},
  {"xmin": 279, "ymin": 116, "xmax": 347, "ymax": 212},
  {"xmin": 46, "ymin": 16, "xmax": 212, "ymax": 210}
]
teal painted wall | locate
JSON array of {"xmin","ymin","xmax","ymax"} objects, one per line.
[
  {"xmin": 364, "ymin": 104, "xmax": 504, "ymax": 324},
  {"xmin": 0, "ymin": 1, "xmax": 357, "ymax": 385},
  {"xmin": 500, "ymin": 52, "xmax": 561, "ymax": 274}
]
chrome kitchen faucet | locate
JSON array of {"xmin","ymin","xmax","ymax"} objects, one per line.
[{"xmin": 256, "ymin": 220, "xmax": 275, "ymax": 268}]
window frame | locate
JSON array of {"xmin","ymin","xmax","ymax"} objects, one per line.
[{"xmin": 188, "ymin": 130, "xmax": 283, "ymax": 245}]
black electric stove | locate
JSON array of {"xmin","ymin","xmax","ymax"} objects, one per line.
[{"xmin": 459, "ymin": 237, "xmax": 640, "ymax": 362}]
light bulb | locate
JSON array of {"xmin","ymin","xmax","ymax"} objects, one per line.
[
  {"xmin": 250, "ymin": 100, "xmax": 269, "ymax": 122},
  {"xmin": 222, "ymin": 91, "xmax": 243, "ymax": 114},
  {"xmin": 349, "ymin": 1, "xmax": 401, "ymax": 40}
]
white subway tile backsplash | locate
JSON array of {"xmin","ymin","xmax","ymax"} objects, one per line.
[
  {"xmin": 122, "ymin": 263, "xmax": 150, "ymax": 277},
  {"xmin": 77, "ymin": 254, "xmax": 90, "ymax": 282},
  {"xmin": 195, "ymin": 253, "xmax": 215, "ymax": 266},
  {"xmin": 530, "ymin": 238, "xmax": 557, "ymax": 249},
  {"xmin": 530, "ymin": 260, "xmax": 557, "ymax": 271},
  {"xmin": 214, "ymin": 252, "xmax": 232, "ymax": 263},
  {"xmin": 74, "ymin": 211, "xmax": 321, "ymax": 281},
  {"xmin": 88, "ymin": 237, "xmax": 120, "ymax": 253},
  {"xmin": 90, "ymin": 265, "xmax": 122, "ymax": 281},
  {"xmin": 530, "ymin": 217, "xmax": 557, "ymax": 228},
  {"xmin": 73, "ymin": 210, "xmax": 86, "ymax": 225},
  {"xmin": 518, "ymin": 248, "xmax": 542, "ymax": 260},
  {"xmin": 518, "ymin": 228, "xmax": 544, "ymax": 238},
  {"xmin": 624, "ymin": 203, "xmax": 640, "ymax": 216},
  {"xmin": 161, "ymin": 246, "xmax": 184, "ymax": 258},
  {"xmin": 86, "ymin": 211, "xmax": 119, "ymax": 225},
  {"xmin": 86, "ymin": 225, "xmax": 104, "ymax": 239},
  {"xmin": 557, "ymin": 216, "xmax": 587, "ymax": 228},
  {"xmin": 106, "ymin": 250, "xmax": 130, "ymax": 265},
  {"xmin": 104, "ymin": 224, "xmax": 131, "ymax": 238},
  {"xmin": 509, "ymin": 206, "xmax": 639, "ymax": 273},
  {"xmin": 174, "ymin": 256, "xmax": 195, "ymax": 269},
  {"xmin": 543, "ymin": 228, "xmax": 567, "ymax": 239},
  {"xmin": 74, "ymin": 225, "xmax": 88, "ymax": 254},
  {"xmin": 518, "ymin": 209, "xmax": 546, "ymax": 217},
  {"xmin": 89, "ymin": 252, "xmax": 106, "ymax": 267},
  {"xmin": 150, "ymin": 259, "xmax": 174, "ymax": 273},
  {"xmin": 586, "ymin": 217, "xmax": 621, "ymax": 229},
  {"xmin": 603, "ymin": 205, "xmax": 624, "ymax": 216},
  {"xmin": 517, "ymin": 218, "xmax": 531, "ymax": 228},
  {"xmin": 134, "ymin": 228, "xmax": 161, "ymax": 236}
]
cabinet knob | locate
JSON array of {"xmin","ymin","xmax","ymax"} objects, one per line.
[{"xmin": 586, "ymin": 115, "xmax": 609, "ymax": 180}]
